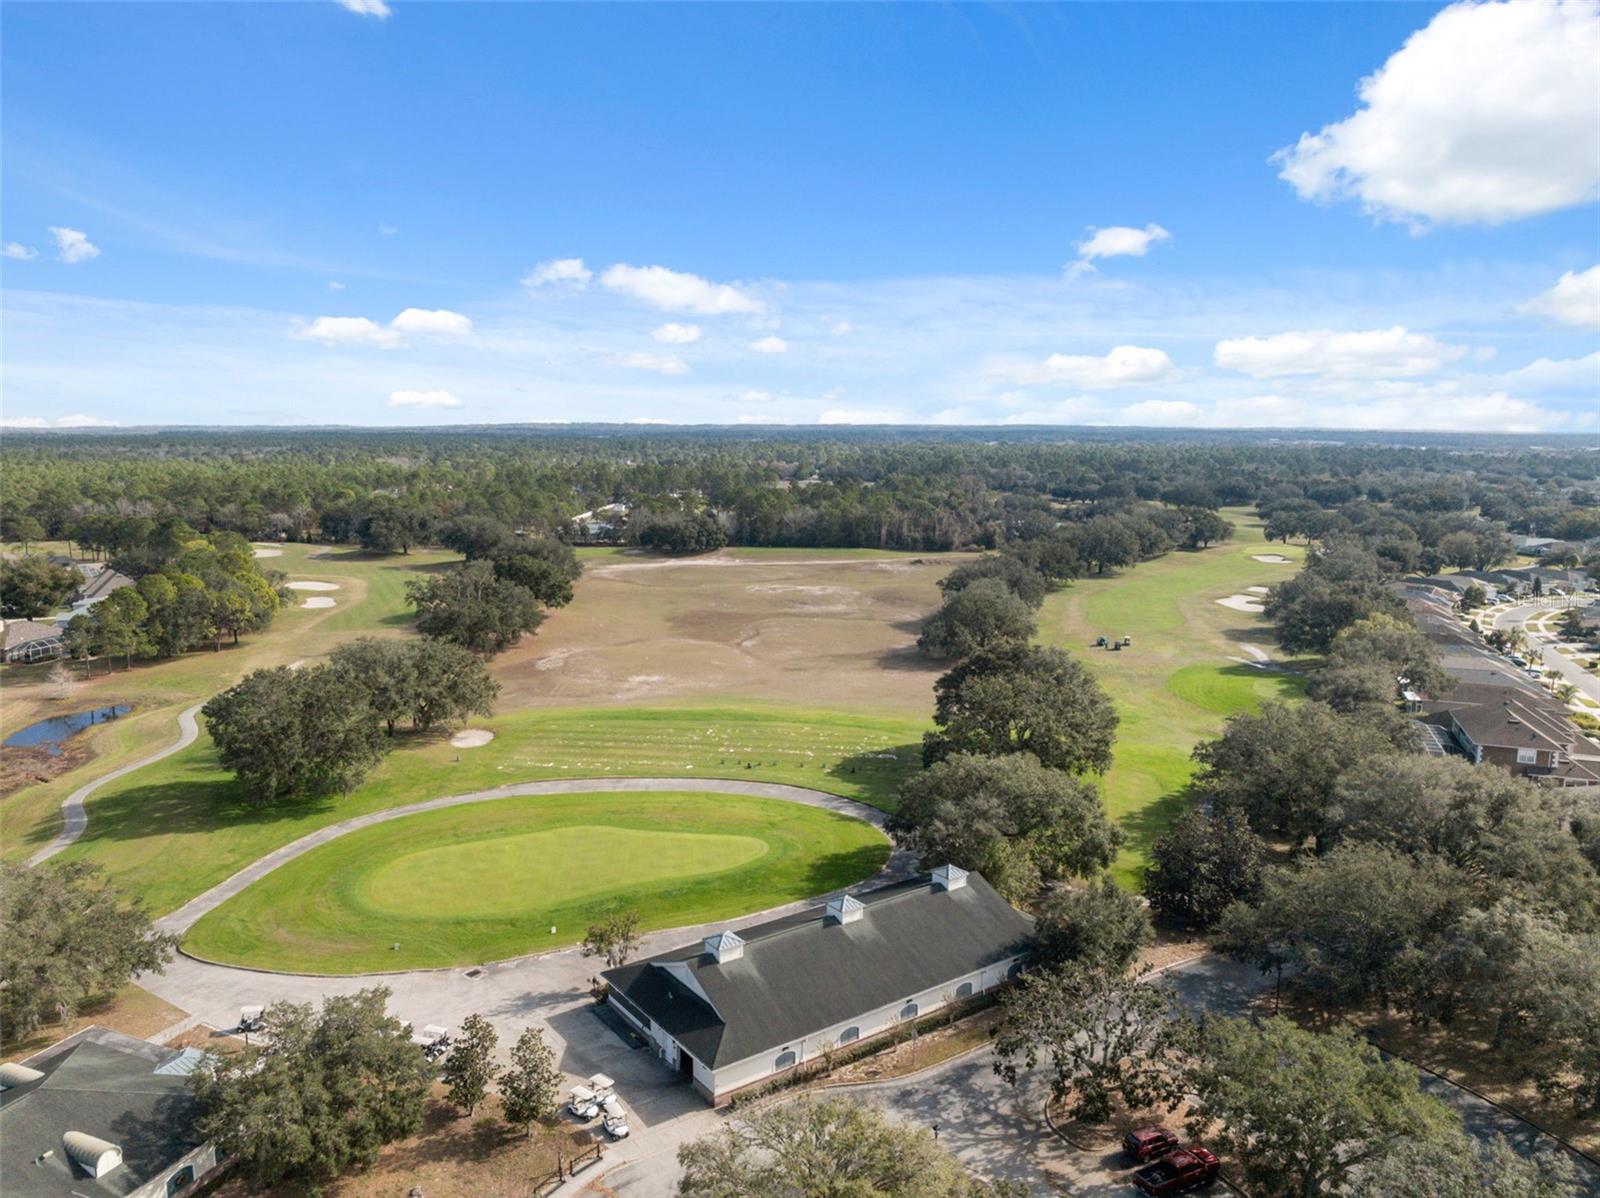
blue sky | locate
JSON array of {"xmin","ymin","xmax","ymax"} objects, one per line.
[{"xmin": 2, "ymin": 1, "xmax": 1596, "ymax": 431}]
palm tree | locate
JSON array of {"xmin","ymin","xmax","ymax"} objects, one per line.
[{"xmin": 1553, "ymin": 682, "xmax": 1578, "ymax": 704}]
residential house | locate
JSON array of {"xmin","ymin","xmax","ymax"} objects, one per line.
[
  {"xmin": 0, "ymin": 1027, "xmax": 220, "ymax": 1198},
  {"xmin": 68, "ymin": 568, "xmax": 135, "ymax": 618},
  {"xmin": 602, "ymin": 866, "xmax": 1034, "ymax": 1105},
  {"xmin": 1420, "ymin": 682, "xmax": 1600, "ymax": 787},
  {"xmin": 2, "ymin": 619, "xmax": 66, "ymax": 664}
]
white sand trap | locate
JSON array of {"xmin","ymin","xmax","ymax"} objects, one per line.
[
  {"xmin": 1247, "ymin": 585, "xmax": 1269, "ymax": 594},
  {"xmin": 1252, "ymin": 553, "xmax": 1291, "ymax": 564},
  {"xmin": 287, "ymin": 659, "xmax": 310, "ymax": 670},
  {"xmin": 251, "ymin": 546, "xmax": 283, "ymax": 558},
  {"xmin": 287, "ymin": 580, "xmax": 340, "ymax": 591},
  {"xmin": 450, "ymin": 729, "xmax": 495, "ymax": 748},
  {"xmin": 1216, "ymin": 594, "xmax": 1265, "ymax": 613},
  {"xmin": 301, "ymin": 597, "xmax": 336, "ymax": 609}
]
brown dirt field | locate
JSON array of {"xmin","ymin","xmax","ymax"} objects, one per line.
[
  {"xmin": 2, "ymin": 984, "xmax": 186, "ymax": 1059},
  {"xmin": 0, "ymin": 739, "xmax": 91, "ymax": 798},
  {"xmin": 493, "ymin": 551, "xmax": 967, "ymax": 717}
]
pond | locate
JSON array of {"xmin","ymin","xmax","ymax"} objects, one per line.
[{"xmin": 3, "ymin": 705, "xmax": 132, "ymax": 756}]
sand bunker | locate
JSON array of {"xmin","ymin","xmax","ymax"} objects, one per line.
[
  {"xmin": 1216, "ymin": 594, "xmax": 1265, "ymax": 613},
  {"xmin": 1246, "ymin": 586, "xmax": 1269, "ymax": 595},
  {"xmin": 287, "ymin": 580, "xmax": 340, "ymax": 591},
  {"xmin": 1252, "ymin": 553, "xmax": 1291, "ymax": 564},
  {"xmin": 301, "ymin": 597, "xmax": 336, "ymax": 609},
  {"xmin": 251, "ymin": 546, "xmax": 283, "ymax": 558},
  {"xmin": 287, "ymin": 659, "xmax": 309, "ymax": 670},
  {"xmin": 450, "ymin": 729, "xmax": 495, "ymax": 748}
]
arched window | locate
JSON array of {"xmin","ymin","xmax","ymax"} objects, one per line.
[
  {"xmin": 899, "ymin": 1001, "xmax": 919, "ymax": 1020},
  {"xmin": 773, "ymin": 1050, "xmax": 797, "ymax": 1071},
  {"xmin": 838, "ymin": 1026, "xmax": 860, "ymax": 1044},
  {"xmin": 955, "ymin": 981, "xmax": 974, "ymax": 999},
  {"xmin": 166, "ymin": 1166, "xmax": 196, "ymax": 1197}
]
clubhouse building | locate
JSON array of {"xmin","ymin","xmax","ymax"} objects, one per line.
[{"xmin": 602, "ymin": 865, "xmax": 1034, "ymax": 1105}]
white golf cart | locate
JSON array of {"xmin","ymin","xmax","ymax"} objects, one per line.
[
  {"xmin": 601, "ymin": 1095, "xmax": 631, "ymax": 1139},
  {"xmin": 238, "ymin": 1005, "xmax": 266, "ymax": 1034},
  {"xmin": 411, "ymin": 1024, "xmax": 452, "ymax": 1061},
  {"xmin": 587, "ymin": 1073, "xmax": 616, "ymax": 1100},
  {"xmin": 566, "ymin": 1085, "xmax": 600, "ymax": 1120}
]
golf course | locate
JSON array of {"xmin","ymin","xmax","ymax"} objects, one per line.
[{"xmin": 182, "ymin": 790, "xmax": 890, "ymax": 973}]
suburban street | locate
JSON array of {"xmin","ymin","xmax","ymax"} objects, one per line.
[{"xmin": 1494, "ymin": 600, "xmax": 1600, "ymax": 706}]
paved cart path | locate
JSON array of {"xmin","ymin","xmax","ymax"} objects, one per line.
[{"xmin": 26, "ymin": 703, "xmax": 204, "ymax": 867}]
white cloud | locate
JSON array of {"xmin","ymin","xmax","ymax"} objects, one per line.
[
  {"xmin": 620, "ymin": 351, "xmax": 689, "ymax": 375},
  {"xmin": 1493, "ymin": 351, "xmax": 1600, "ymax": 392},
  {"xmin": 337, "ymin": 0, "xmax": 391, "ymax": 16},
  {"xmin": 1214, "ymin": 326, "xmax": 1469, "ymax": 379},
  {"xmin": 3, "ymin": 242, "xmax": 38, "ymax": 260},
  {"xmin": 291, "ymin": 316, "xmax": 403, "ymax": 348},
  {"xmin": 830, "ymin": 320, "xmax": 853, "ymax": 335},
  {"xmin": 651, "ymin": 322, "xmax": 702, "ymax": 344},
  {"xmin": 1, "ymin": 413, "xmax": 119, "ymax": 429},
  {"xmin": 601, "ymin": 263, "xmax": 764, "ymax": 314},
  {"xmin": 1004, "ymin": 345, "xmax": 1179, "ymax": 388},
  {"xmin": 1208, "ymin": 389, "xmax": 1574, "ymax": 434},
  {"xmin": 389, "ymin": 307, "xmax": 472, "ymax": 337},
  {"xmin": 1071, "ymin": 223, "xmax": 1171, "ymax": 272},
  {"xmin": 627, "ymin": 417, "xmax": 673, "ymax": 425},
  {"xmin": 48, "ymin": 227, "xmax": 100, "ymax": 264},
  {"xmin": 1274, "ymin": 0, "xmax": 1600, "ymax": 226},
  {"xmin": 739, "ymin": 390, "xmax": 776, "ymax": 403},
  {"xmin": 736, "ymin": 413, "xmax": 783, "ymax": 424},
  {"xmin": 1519, "ymin": 265, "xmax": 1600, "ymax": 330},
  {"xmin": 388, "ymin": 389, "xmax": 461, "ymax": 409},
  {"xmin": 379, "ymin": 223, "xmax": 399, "ymax": 236},
  {"xmin": 1121, "ymin": 400, "xmax": 1201, "ymax": 425},
  {"xmin": 328, "ymin": 280, "xmax": 345, "ymax": 291},
  {"xmin": 522, "ymin": 257, "xmax": 592, "ymax": 288},
  {"xmin": 819, "ymin": 407, "xmax": 909, "ymax": 424},
  {"xmin": 749, "ymin": 335, "xmax": 788, "ymax": 354}
]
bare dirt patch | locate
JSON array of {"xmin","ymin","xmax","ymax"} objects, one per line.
[
  {"xmin": 0, "ymin": 738, "xmax": 91, "ymax": 798},
  {"xmin": 493, "ymin": 552, "xmax": 966, "ymax": 715},
  {"xmin": 450, "ymin": 728, "xmax": 495, "ymax": 748}
]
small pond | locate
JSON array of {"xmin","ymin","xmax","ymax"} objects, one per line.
[{"xmin": 3, "ymin": 705, "xmax": 132, "ymax": 756}]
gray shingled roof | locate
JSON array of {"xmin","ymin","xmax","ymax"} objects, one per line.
[
  {"xmin": 0, "ymin": 1028, "xmax": 207, "ymax": 1198},
  {"xmin": 604, "ymin": 872, "xmax": 1034, "ymax": 1069}
]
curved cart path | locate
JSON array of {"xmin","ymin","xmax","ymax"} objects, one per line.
[
  {"xmin": 155, "ymin": 776, "xmax": 904, "ymax": 937},
  {"xmin": 26, "ymin": 703, "xmax": 205, "ymax": 867}
]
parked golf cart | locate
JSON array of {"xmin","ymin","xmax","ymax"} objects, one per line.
[
  {"xmin": 1095, "ymin": 635, "xmax": 1108, "ymax": 647},
  {"xmin": 587, "ymin": 1073, "xmax": 616, "ymax": 1101},
  {"xmin": 1121, "ymin": 635, "xmax": 1133, "ymax": 647},
  {"xmin": 411, "ymin": 1024, "xmax": 452, "ymax": 1061},
  {"xmin": 238, "ymin": 1005, "xmax": 266, "ymax": 1034},
  {"xmin": 601, "ymin": 1095, "xmax": 631, "ymax": 1139},
  {"xmin": 566, "ymin": 1085, "xmax": 600, "ymax": 1120}
]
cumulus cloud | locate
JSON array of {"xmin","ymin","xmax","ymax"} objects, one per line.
[
  {"xmin": 1, "ymin": 413, "xmax": 120, "ymax": 429},
  {"xmin": 49, "ymin": 227, "xmax": 100, "ymax": 264},
  {"xmin": 601, "ymin": 263, "xmax": 764, "ymax": 314},
  {"xmin": 388, "ymin": 389, "xmax": 461, "ymax": 409},
  {"xmin": 389, "ymin": 307, "xmax": 473, "ymax": 336},
  {"xmin": 522, "ymin": 257, "xmax": 592, "ymax": 287},
  {"xmin": 1274, "ymin": 0, "xmax": 1600, "ymax": 226},
  {"xmin": 3, "ymin": 242, "xmax": 37, "ymax": 260},
  {"xmin": 291, "ymin": 316, "xmax": 402, "ymax": 348},
  {"xmin": 620, "ymin": 351, "xmax": 689, "ymax": 375},
  {"xmin": 1492, "ymin": 351, "xmax": 1600, "ymax": 392},
  {"xmin": 749, "ymin": 335, "xmax": 788, "ymax": 354},
  {"xmin": 651, "ymin": 322, "xmax": 702, "ymax": 343},
  {"xmin": 1214, "ymin": 326, "xmax": 1469, "ymax": 379},
  {"xmin": 337, "ymin": 0, "xmax": 391, "ymax": 16},
  {"xmin": 1069, "ymin": 224, "xmax": 1171, "ymax": 275},
  {"xmin": 1519, "ymin": 265, "xmax": 1600, "ymax": 330},
  {"xmin": 1004, "ymin": 345, "xmax": 1179, "ymax": 388}
]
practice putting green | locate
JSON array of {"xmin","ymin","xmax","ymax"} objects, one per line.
[{"xmin": 183, "ymin": 790, "xmax": 889, "ymax": 972}]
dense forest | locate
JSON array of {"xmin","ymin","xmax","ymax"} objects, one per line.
[{"xmin": 2, "ymin": 427, "xmax": 1598, "ymax": 560}]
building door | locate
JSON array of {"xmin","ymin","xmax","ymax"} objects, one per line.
[{"xmin": 677, "ymin": 1046, "xmax": 694, "ymax": 1080}]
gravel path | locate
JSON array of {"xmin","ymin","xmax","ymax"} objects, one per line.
[{"xmin": 26, "ymin": 703, "xmax": 204, "ymax": 867}]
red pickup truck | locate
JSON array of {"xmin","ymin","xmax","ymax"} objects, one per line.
[
  {"xmin": 1123, "ymin": 1126, "xmax": 1182, "ymax": 1162},
  {"xmin": 1132, "ymin": 1145, "xmax": 1220, "ymax": 1195}
]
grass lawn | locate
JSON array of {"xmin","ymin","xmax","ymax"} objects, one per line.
[
  {"xmin": 184, "ymin": 790, "xmax": 889, "ymax": 972},
  {"xmin": 45, "ymin": 702, "xmax": 925, "ymax": 918},
  {"xmin": 0, "ymin": 543, "xmax": 460, "ymax": 860},
  {"xmin": 1038, "ymin": 510, "xmax": 1306, "ymax": 886}
]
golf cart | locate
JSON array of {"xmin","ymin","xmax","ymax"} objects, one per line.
[
  {"xmin": 1094, "ymin": 635, "xmax": 1108, "ymax": 647},
  {"xmin": 601, "ymin": 1095, "xmax": 631, "ymax": 1139},
  {"xmin": 238, "ymin": 1005, "xmax": 266, "ymax": 1034},
  {"xmin": 566, "ymin": 1085, "xmax": 600, "ymax": 1120},
  {"xmin": 411, "ymin": 1024, "xmax": 452, "ymax": 1061},
  {"xmin": 1121, "ymin": 635, "xmax": 1132, "ymax": 647},
  {"xmin": 587, "ymin": 1073, "xmax": 616, "ymax": 1101}
]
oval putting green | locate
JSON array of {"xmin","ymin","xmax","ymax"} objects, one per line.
[{"xmin": 183, "ymin": 791, "xmax": 889, "ymax": 973}]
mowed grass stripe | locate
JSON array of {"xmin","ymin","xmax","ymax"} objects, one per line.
[
  {"xmin": 182, "ymin": 791, "xmax": 889, "ymax": 973},
  {"xmin": 53, "ymin": 703, "xmax": 926, "ymax": 917}
]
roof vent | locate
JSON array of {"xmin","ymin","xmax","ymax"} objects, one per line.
[
  {"xmin": 0, "ymin": 1062, "xmax": 44, "ymax": 1090},
  {"xmin": 63, "ymin": 1132, "xmax": 122, "ymax": 1178},
  {"xmin": 932, "ymin": 864, "xmax": 968, "ymax": 892},
  {"xmin": 703, "ymin": 930, "xmax": 745, "ymax": 963},
  {"xmin": 825, "ymin": 894, "xmax": 864, "ymax": 925}
]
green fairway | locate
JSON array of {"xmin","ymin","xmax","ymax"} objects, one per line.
[
  {"xmin": 183, "ymin": 791, "xmax": 890, "ymax": 972},
  {"xmin": 1, "ymin": 542, "xmax": 460, "ymax": 860},
  {"xmin": 40, "ymin": 703, "xmax": 925, "ymax": 917},
  {"xmin": 1038, "ymin": 511, "xmax": 1306, "ymax": 886}
]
